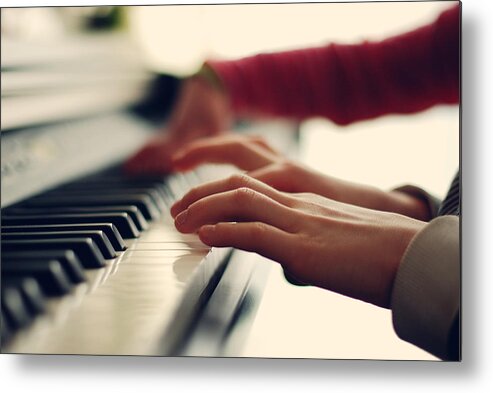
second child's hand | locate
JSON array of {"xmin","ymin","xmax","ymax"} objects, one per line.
[
  {"xmin": 125, "ymin": 73, "xmax": 232, "ymax": 175},
  {"xmin": 171, "ymin": 135, "xmax": 430, "ymax": 221}
]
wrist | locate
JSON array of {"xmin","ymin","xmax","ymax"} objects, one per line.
[
  {"xmin": 380, "ymin": 214, "xmax": 427, "ymax": 308},
  {"xmin": 191, "ymin": 63, "xmax": 225, "ymax": 92}
]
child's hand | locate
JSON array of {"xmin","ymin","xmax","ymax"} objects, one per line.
[
  {"xmin": 171, "ymin": 174, "xmax": 426, "ymax": 308},
  {"xmin": 125, "ymin": 75, "xmax": 232, "ymax": 175}
]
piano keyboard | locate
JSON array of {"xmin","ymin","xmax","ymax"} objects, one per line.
[
  {"xmin": 1, "ymin": 165, "xmax": 237, "ymax": 355},
  {"xmin": 0, "ymin": 105, "xmax": 296, "ymax": 356}
]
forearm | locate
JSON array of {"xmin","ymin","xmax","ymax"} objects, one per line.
[{"xmin": 207, "ymin": 5, "xmax": 459, "ymax": 125}]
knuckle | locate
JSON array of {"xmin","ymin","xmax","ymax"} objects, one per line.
[
  {"xmin": 249, "ymin": 135, "xmax": 266, "ymax": 144},
  {"xmin": 228, "ymin": 173, "xmax": 251, "ymax": 189},
  {"xmin": 251, "ymin": 222, "xmax": 267, "ymax": 238},
  {"xmin": 279, "ymin": 192, "xmax": 298, "ymax": 209},
  {"xmin": 233, "ymin": 187, "xmax": 256, "ymax": 205}
]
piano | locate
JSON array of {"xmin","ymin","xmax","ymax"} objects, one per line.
[{"xmin": 0, "ymin": 32, "xmax": 297, "ymax": 356}]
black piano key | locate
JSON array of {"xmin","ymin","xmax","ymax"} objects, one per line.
[
  {"xmin": 1, "ymin": 309, "xmax": 13, "ymax": 343},
  {"xmin": 62, "ymin": 179, "xmax": 171, "ymax": 209},
  {"xmin": 2, "ymin": 238, "xmax": 106, "ymax": 268},
  {"xmin": 2, "ymin": 260, "xmax": 73, "ymax": 296},
  {"xmin": 2, "ymin": 250, "xmax": 86, "ymax": 284},
  {"xmin": 7, "ymin": 205, "xmax": 148, "ymax": 231},
  {"xmin": 2, "ymin": 276, "xmax": 47, "ymax": 315},
  {"xmin": 1, "ymin": 224, "xmax": 126, "ymax": 251},
  {"xmin": 1, "ymin": 213, "xmax": 139, "ymax": 239},
  {"xmin": 1, "ymin": 286, "xmax": 32, "ymax": 329},
  {"xmin": 46, "ymin": 187, "xmax": 167, "ymax": 213},
  {"xmin": 64, "ymin": 176, "xmax": 168, "ymax": 189},
  {"xmin": 47, "ymin": 181, "xmax": 163, "ymax": 199},
  {"xmin": 24, "ymin": 194, "xmax": 160, "ymax": 220},
  {"xmin": 130, "ymin": 183, "xmax": 170, "ymax": 205},
  {"xmin": 2, "ymin": 231, "xmax": 117, "ymax": 259}
]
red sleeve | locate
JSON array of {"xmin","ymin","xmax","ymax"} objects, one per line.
[{"xmin": 207, "ymin": 4, "xmax": 460, "ymax": 125}]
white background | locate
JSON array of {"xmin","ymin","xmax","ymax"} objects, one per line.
[{"xmin": 1, "ymin": 0, "xmax": 492, "ymax": 391}]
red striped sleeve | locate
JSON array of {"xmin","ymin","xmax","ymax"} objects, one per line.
[{"xmin": 207, "ymin": 4, "xmax": 460, "ymax": 125}]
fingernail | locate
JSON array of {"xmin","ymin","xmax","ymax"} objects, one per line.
[{"xmin": 176, "ymin": 210, "xmax": 188, "ymax": 226}]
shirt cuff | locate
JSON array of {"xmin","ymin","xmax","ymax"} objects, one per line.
[
  {"xmin": 391, "ymin": 216, "xmax": 460, "ymax": 360},
  {"xmin": 393, "ymin": 184, "xmax": 442, "ymax": 220}
]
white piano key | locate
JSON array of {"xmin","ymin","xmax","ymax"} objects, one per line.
[
  {"xmin": 136, "ymin": 232, "xmax": 200, "ymax": 243},
  {"xmin": 121, "ymin": 247, "xmax": 209, "ymax": 259},
  {"xmin": 114, "ymin": 255, "xmax": 206, "ymax": 266},
  {"xmin": 5, "ymin": 251, "xmax": 207, "ymax": 355},
  {"xmin": 128, "ymin": 242, "xmax": 209, "ymax": 251}
]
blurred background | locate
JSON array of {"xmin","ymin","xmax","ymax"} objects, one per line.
[
  {"xmin": 1, "ymin": 2, "xmax": 458, "ymax": 359},
  {"xmin": 1, "ymin": 1, "xmax": 457, "ymax": 194}
]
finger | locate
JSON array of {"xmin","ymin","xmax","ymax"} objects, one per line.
[
  {"xmin": 125, "ymin": 139, "xmax": 165, "ymax": 173},
  {"xmin": 124, "ymin": 136, "xmax": 181, "ymax": 175},
  {"xmin": 125, "ymin": 147, "xmax": 159, "ymax": 174},
  {"xmin": 170, "ymin": 173, "xmax": 293, "ymax": 218},
  {"xmin": 174, "ymin": 187, "xmax": 300, "ymax": 234},
  {"xmin": 171, "ymin": 137, "xmax": 277, "ymax": 172},
  {"xmin": 248, "ymin": 164, "xmax": 298, "ymax": 192},
  {"xmin": 125, "ymin": 146, "xmax": 173, "ymax": 175},
  {"xmin": 247, "ymin": 135, "xmax": 280, "ymax": 155},
  {"xmin": 198, "ymin": 222, "xmax": 296, "ymax": 264}
]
